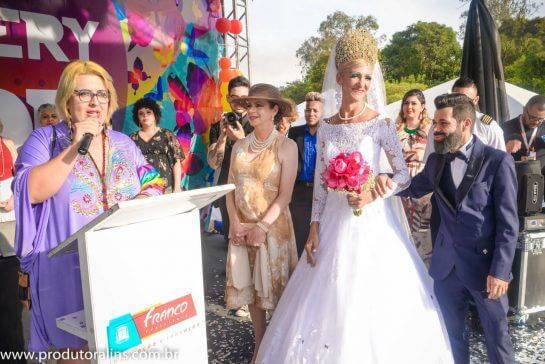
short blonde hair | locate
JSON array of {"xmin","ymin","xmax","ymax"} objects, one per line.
[
  {"xmin": 55, "ymin": 60, "xmax": 118, "ymax": 126},
  {"xmin": 304, "ymin": 92, "xmax": 323, "ymax": 103}
]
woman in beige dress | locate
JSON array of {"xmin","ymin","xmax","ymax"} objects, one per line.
[
  {"xmin": 396, "ymin": 89, "xmax": 433, "ymax": 266},
  {"xmin": 225, "ymin": 83, "xmax": 298, "ymax": 363}
]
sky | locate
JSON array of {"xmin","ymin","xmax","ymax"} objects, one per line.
[{"xmin": 244, "ymin": 0, "xmax": 545, "ymax": 87}]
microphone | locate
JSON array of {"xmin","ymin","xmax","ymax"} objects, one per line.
[{"xmin": 77, "ymin": 133, "xmax": 94, "ymax": 155}]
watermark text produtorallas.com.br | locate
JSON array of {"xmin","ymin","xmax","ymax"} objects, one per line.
[{"xmin": 0, "ymin": 348, "xmax": 180, "ymax": 361}]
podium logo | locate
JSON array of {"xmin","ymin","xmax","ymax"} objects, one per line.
[
  {"xmin": 133, "ymin": 294, "xmax": 197, "ymax": 339},
  {"xmin": 107, "ymin": 294, "xmax": 197, "ymax": 353},
  {"xmin": 107, "ymin": 314, "xmax": 142, "ymax": 353}
]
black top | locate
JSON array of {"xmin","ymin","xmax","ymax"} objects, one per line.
[
  {"xmin": 209, "ymin": 115, "xmax": 253, "ymax": 185},
  {"xmin": 288, "ymin": 125, "xmax": 307, "ymax": 178},
  {"xmin": 502, "ymin": 116, "xmax": 545, "ymax": 170},
  {"xmin": 130, "ymin": 128, "xmax": 185, "ymax": 188}
]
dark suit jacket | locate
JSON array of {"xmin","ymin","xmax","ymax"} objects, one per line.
[
  {"xmin": 398, "ymin": 137, "xmax": 519, "ymax": 291},
  {"xmin": 288, "ymin": 125, "xmax": 307, "ymax": 177},
  {"xmin": 502, "ymin": 116, "xmax": 545, "ymax": 170}
]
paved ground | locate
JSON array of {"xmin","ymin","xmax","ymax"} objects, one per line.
[
  {"xmin": 16, "ymin": 231, "xmax": 545, "ymax": 363},
  {"xmin": 201, "ymin": 232, "xmax": 545, "ymax": 364}
]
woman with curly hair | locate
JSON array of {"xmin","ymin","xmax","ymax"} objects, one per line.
[{"xmin": 130, "ymin": 98, "xmax": 185, "ymax": 192}]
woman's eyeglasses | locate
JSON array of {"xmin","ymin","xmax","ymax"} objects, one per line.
[{"xmin": 73, "ymin": 89, "xmax": 110, "ymax": 104}]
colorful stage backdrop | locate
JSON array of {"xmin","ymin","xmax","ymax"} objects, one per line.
[{"xmin": 0, "ymin": 0, "xmax": 225, "ymax": 189}]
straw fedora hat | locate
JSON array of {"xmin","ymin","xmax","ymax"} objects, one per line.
[{"xmin": 233, "ymin": 83, "xmax": 297, "ymax": 119}]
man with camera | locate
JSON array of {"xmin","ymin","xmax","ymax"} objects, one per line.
[
  {"xmin": 208, "ymin": 76, "xmax": 252, "ymax": 318},
  {"xmin": 208, "ymin": 76, "xmax": 252, "ymax": 242}
]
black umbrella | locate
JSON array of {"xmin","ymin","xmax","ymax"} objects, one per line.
[{"xmin": 461, "ymin": 0, "xmax": 510, "ymax": 123}]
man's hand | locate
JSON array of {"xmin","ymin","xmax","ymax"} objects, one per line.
[
  {"xmin": 224, "ymin": 120, "xmax": 246, "ymax": 141},
  {"xmin": 374, "ymin": 174, "xmax": 394, "ymax": 198},
  {"xmin": 486, "ymin": 275, "xmax": 509, "ymax": 300},
  {"xmin": 505, "ymin": 139, "xmax": 522, "ymax": 154}
]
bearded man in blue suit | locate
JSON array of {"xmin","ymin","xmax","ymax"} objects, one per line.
[{"xmin": 378, "ymin": 93, "xmax": 517, "ymax": 364}]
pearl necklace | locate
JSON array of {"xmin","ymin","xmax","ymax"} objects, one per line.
[
  {"xmin": 248, "ymin": 129, "xmax": 278, "ymax": 153},
  {"xmin": 338, "ymin": 103, "xmax": 368, "ymax": 122}
]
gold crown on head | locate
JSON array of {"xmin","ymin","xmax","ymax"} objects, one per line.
[{"xmin": 335, "ymin": 29, "xmax": 378, "ymax": 69}]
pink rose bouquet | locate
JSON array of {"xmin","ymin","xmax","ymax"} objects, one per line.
[{"xmin": 321, "ymin": 151, "xmax": 375, "ymax": 216}]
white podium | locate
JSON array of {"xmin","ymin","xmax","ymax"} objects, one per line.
[{"xmin": 48, "ymin": 185, "xmax": 234, "ymax": 363}]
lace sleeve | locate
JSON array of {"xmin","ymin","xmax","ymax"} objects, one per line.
[
  {"xmin": 380, "ymin": 118, "xmax": 410, "ymax": 194},
  {"xmin": 311, "ymin": 124, "xmax": 328, "ymax": 222}
]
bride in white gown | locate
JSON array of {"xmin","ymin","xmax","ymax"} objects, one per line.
[{"xmin": 255, "ymin": 29, "xmax": 453, "ymax": 363}]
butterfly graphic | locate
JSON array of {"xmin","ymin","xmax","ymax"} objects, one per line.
[
  {"xmin": 128, "ymin": 57, "xmax": 151, "ymax": 94},
  {"xmin": 153, "ymin": 42, "xmax": 175, "ymax": 68},
  {"xmin": 167, "ymin": 63, "xmax": 221, "ymax": 174},
  {"xmin": 180, "ymin": 23, "xmax": 210, "ymax": 72},
  {"xmin": 144, "ymin": 76, "xmax": 165, "ymax": 102},
  {"xmin": 127, "ymin": 12, "xmax": 154, "ymax": 52}
]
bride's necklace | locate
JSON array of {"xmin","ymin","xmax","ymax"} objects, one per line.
[
  {"xmin": 338, "ymin": 103, "xmax": 368, "ymax": 122},
  {"xmin": 248, "ymin": 129, "xmax": 278, "ymax": 153}
]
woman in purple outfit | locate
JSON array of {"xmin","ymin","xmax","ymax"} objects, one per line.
[{"xmin": 13, "ymin": 60, "xmax": 164, "ymax": 362}]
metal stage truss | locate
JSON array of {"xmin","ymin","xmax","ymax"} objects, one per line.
[{"xmin": 221, "ymin": 0, "xmax": 251, "ymax": 82}]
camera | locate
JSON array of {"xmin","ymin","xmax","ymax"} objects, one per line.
[{"xmin": 224, "ymin": 112, "xmax": 240, "ymax": 129}]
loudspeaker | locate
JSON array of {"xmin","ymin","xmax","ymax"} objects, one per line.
[{"xmin": 515, "ymin": 160, "xmax": 544, "ymax": 216}]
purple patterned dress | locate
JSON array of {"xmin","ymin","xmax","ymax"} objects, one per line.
[{"xmin": 13, "ymin": 121, "xmax": 164, "ymax": 352}]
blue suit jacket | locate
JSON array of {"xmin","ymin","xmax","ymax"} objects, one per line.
[{"xmin": 398, "ymin": 137, "xmax": 518, "ymax": 291}]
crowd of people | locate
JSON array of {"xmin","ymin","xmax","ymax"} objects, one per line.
[{"xmin": 2, "ymin": 26, "xmax": 545, "ymax": 364}]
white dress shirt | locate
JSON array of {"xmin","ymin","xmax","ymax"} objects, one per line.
[{"xmin": 451, "ymin": 137, "xmax": 475, "ymax": 189}]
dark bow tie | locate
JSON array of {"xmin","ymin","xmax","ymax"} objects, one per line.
[{"xmin": 444, "ymin": 151, "xmax": 468, "ymax": 163}]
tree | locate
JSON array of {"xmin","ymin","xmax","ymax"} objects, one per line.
[
  {"xmin": 384, "ymin": 79, "xmax": 429, "ymax": 104},
  {"xmin": 381, "ymin": 22, "xmax": 461, "ymax": 85},
  {"xmin": 459, "ymin": 0, "xmax": 542, "ymax": 24},
  {"xmin": 280, "ymin": 80, "xmax": 309, "ymax": 104},
  {"xmin": 282, "ymin": 11, "xmax": 381, "ymax": 104},
  {"xmin": 500, "ymin": 17, "xmax": 545, "ymax": 94},
  {"xmin": 458, "ymin": 0, "xmax": 543, "ymax": 36},
  {"xmin": 296, "ymin": 11, "xmax": 380, "ymax": 73}
]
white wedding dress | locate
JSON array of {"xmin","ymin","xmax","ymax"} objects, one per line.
[{"xmin": 256, "ymin": 117, "xmax": 453, "ymax": 363}]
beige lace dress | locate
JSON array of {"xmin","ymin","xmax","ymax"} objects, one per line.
[{"xmin": 225, "ymin": 133, "xmax": 298, "ymax": 310}]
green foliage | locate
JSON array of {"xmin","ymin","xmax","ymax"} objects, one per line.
[
  {"xmin": 500, "ymin": 17, "xmax": 545, "ymax": 94},
  {"xmin": 279, "ymin": 80, "xmax": 308, "ymax": 104},
  {"xmin": 296, "ymin": 11, "xmax": 380, "ymax": 73},
  {"xmin": 381, "ymin": 22, "xmax": 461, "ymax": 85},
  {"xmin": 282, "ymin": 11, "xmax": 381, "ymax": 104},
  {"xmin": 459, "ymin": 0, "xmax": 542, "ymax": 25},
  {"xmin": 384, "ymin": 78, "xmax": 430, "ymax": 104},
  {"xmin": 459, "ymin": 0, "xmax": 543, "ymax": 39}
]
